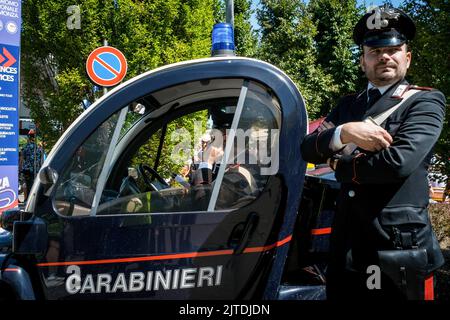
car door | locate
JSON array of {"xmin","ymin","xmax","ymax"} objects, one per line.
[
  {"xmin": 33, "ymin": 76, "xmax": 288, "ymax": 300},
  {"xmin": 22, "ymin": 58, "xmax": 307, "ymax": 300}
]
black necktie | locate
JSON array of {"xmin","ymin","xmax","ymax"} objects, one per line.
[{"xmin": 367, "ymin": 87, "xmax": 382, "ymax": 108}]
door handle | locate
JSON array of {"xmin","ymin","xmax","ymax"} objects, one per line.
[{"xmin": 231, "ymin": 212, "xmax": 258, "ymax": 255}]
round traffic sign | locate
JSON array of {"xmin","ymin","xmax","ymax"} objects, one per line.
[{"xmin": 86, "ymin": 46, "xmax": 127, "ymax": 87}]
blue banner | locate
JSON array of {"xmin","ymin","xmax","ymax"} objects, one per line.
[
  {"xmin": 0, "ymin": 0, "xmax": 21, "ymax": 214},
  {"xmin": 0, "ymin": 0, "xmax": 21, "ymax": 46}
]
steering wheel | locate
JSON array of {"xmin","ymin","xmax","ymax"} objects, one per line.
[{"xmin": 138, "ymin": 164, "xmax": 169, "ymax": 191}]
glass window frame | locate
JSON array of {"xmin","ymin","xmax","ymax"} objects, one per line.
[{"xmin": 52, "ymin": 78, "xmax": 281, "ymax": 218}]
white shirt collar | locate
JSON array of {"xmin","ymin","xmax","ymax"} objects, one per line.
[{"xmin": 367, "ymin": 82, "xmax": 392, "ymax": 96}]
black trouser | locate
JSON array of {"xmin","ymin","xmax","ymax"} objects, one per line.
[
  {"xmin": 326, "ymin": 261, "xmax": 436, "ymax": 300},
  {"xmin": 23, "ymin": 170, "xmax": 35, "ymax": 194},
  {"xmin": 326, "ymin": 266, "xmax": 406, "ymax": 300}
]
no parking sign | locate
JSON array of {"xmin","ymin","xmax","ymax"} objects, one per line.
[{"xmin": 86, "ymin": 46, "xmax": 127, "ymax": 87}]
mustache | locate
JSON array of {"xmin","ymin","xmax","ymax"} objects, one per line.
[{"xmin": 376, "ymin": 62, "xmax": 396, "ymax": 68}]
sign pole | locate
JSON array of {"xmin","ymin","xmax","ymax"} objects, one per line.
[
  {"xmin": 103, "ymin": 39, "xmax": 108, "ymax": 96},
  {"xmin": 0, "ymin": 0, "xmax": 21, "ymax": 214}
]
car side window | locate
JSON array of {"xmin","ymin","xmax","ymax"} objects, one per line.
[
  {"xmin": 53, "ymin": 110, "xmax": 123, "ymax": 216},
  {"xmin": 97, "ymin": 109, "xmax": 213, "ymax": 215},
  {"xmin": 96, "ymin": 81, "xmax": 281, "ymax": 215},
  {"xmin": 53, "ymin": 79, "xmax": 281, "ymax": 217}
]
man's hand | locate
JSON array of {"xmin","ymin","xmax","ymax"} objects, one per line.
[
  {"xmin": 340, "ymin": 121, "xmax": 393, "ymax": 152},
  {"xmin": 126, "ymin": 197, "xmax": 143, "ymax": 213},
  {"xmin": 202, "ymin": 144, "xmax": 224, "ymax": 166}
]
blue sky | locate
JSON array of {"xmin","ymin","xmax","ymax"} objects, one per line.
[{"xmin": 249, "ymin": 0, "xmax": 405, "ymax": 30}]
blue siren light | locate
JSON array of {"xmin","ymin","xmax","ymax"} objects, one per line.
[{"xmin": 211, "ymin": 23, "xmax": 235, "ymax": 56}]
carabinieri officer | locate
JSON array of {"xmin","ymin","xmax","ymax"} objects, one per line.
[{"xmin": 301, "ymin": 4, "xmax": 445, "ymax": 300}]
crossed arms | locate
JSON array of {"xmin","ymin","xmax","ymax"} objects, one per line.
[{"xmin": 301, "ymin": 90, "xmax": 446, "ymax": 184}]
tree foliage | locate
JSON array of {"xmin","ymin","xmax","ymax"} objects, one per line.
[
  {"xmin": 256, "ymin": 0, "xmax": 337, "ymax": 119},
  {"xmin": 309, "ymin": 0, "xmax": 362, "ymax": 112},
  {"xmin": 402, "ymin": 0, "xmax": 450, "ymax": 179},
  {"xmin": 233, "ymin": 0, "xmax": 258, "ymax": 57},
  {"xmin": 21, "ymin": 0, "xmax": 215, "ymax": 149},
  {"xmin": 130, "ymin": 110, "xmax": 208, "ymax": 181}
]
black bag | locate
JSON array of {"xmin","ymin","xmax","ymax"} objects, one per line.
[{"xmin": 377, "ymin": 248, "xmax": 429, "ymax": 300}]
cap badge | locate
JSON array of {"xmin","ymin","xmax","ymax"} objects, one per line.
[{"xmin": 366, "ymin": 5, "xmax": 401, "ymax": 30}]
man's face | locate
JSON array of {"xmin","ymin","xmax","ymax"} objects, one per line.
[{"xmin": 360, "ymin": 44, "xmax": 411, "ymax": 86}]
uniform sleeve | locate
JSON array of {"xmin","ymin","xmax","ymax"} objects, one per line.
[
  {"xmin": 300, "ymin": 97, "xmax": 348, "ymax": 164},
  {"xmin": 330, "ymin": 125, "xmax": 346, "ymax": 151},
  {"xmin": 335, "ymin": 90, "xmax": 446, "ymax": 184}
]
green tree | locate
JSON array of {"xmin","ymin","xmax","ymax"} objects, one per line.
[
  {"xmin": 131, "ymin": 110, "xmax": 208, "ymax": 182},
  {"xmin": 21, "ymin": 0, "xmax": 215, "ymax": 150},
  {"xmin": 257, "ymin": 0, "xmax": 337, "ymax": 118},
  {"xmin": 234, "ymin": 0, "xmax": 258, "ymax": 57},
  {"xmin": 213, "ymin": 0, "xmax": 225, "ymax": 23},
  {"xmin": 309, "ymin": 0, "xmax": 362, "ymax": 113},
  {"xmin": 402, "ymin": 0, "xmax": 450, "ymax": 180}
]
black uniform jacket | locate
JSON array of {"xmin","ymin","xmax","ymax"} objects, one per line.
[{"xmin": 301, "ymin": 79, "xmax": 446, "ymax": 273}]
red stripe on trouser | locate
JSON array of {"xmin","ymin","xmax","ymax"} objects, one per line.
[
  {"xmin": 310, "ymin": 227, "xmax": 332, "ymax": 235},
  {"xmin": 424, "ymin": 274, "xmax": 434, "ymax": 300}
]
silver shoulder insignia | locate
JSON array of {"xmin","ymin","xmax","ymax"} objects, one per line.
[{"xmin": 392, "ymin": 84, "xmax": 409, "ymax": 98}]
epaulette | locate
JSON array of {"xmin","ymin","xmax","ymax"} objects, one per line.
[
  {"xmin": 409, "ymin": 85, "xmax": 434, "ymax": 91},
  {"xmin": 391, "ymin": 84, "xmax": 434, "ymax": 99}
]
